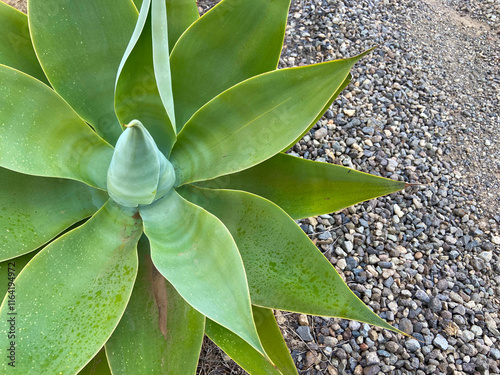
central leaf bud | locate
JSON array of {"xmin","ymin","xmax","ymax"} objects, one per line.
[{"xmin": 107, "ymin": 120, "xmax": 175, "ymax": 207}]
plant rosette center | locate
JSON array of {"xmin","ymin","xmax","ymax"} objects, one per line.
[{"xmin": 106, "ymin": 120, "xmax": 175, "ymax": 207}]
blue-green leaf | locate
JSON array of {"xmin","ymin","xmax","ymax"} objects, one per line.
[
  {"xmin": 0, "ymin": 1, "xmax": 48, "ymax": 83},
  {"xmin": 107, "ymin": 120, "xmax": 175, "ymax": 207},
  {"xmin": 0, "ymin": 167, "xmax": 107, "ymax": 262},
  {"xmin": 115, "ymin": 0, "xmax": 177, "ymax": 155},
  {"xmin": 140, "ymin": 189, "xmax": 266, "ymax": 356},
  {"xmin": 0, "ymin": 201, "xmax": 142, "ymax": 374},
  {"xmin": 179, "ymin": 186, "xmax": 402, "ymax": 334},
  {"xmin": 152, "ymin": 0, "xmax": 176, "ymax": 130},
  {"xmin": 106, "ymin": 237, "xmax": 205, "ymax": 375},
  {"xmin": 28, "ymin": 0, "xmax": 138, "ymax": 144}
]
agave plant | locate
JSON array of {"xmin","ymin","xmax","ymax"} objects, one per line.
[{"xmin": 0, "ymin": 0, "xmax": 406, "ymax": 373}]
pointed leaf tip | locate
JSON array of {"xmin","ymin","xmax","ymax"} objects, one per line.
[
  {"xmin": 140, "ymin": 190, "xmax": 267, "ymax": 357},
  {"xmin": 171, "ymin": 53, "xmax": 368, "ymax": 185},
  {"xmin": 198, "ymin": 153, "xmax": 405, "ymax": 219},
  {"xmin": 114, "ymin": 0, "xmax": 177, "ymax": 155},
  {"xmin": 179, "ymin": 186, "xmax": 403, "ymax": 336},
  {"xmin": 107, "ymin": 120, "xmax": 175, "ymax": 207}
]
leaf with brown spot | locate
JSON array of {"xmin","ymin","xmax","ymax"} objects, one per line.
[
  {"xmin": 106, "ymin": 237, "xmax": 205, "ymax": 375},
  {"xmin": 150, "ymin": 260, "xmax": 168, "ymax": 340}
]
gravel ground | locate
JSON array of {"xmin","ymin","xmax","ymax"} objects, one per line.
[
  {"xmin": 4, "ymin": 0, "xmax": 500, "ymax": 374},
  {"xmin": 198, "ymin": 0, "xmax": 500, "ymax": 374},
  {"xmin": 443, "ymin": 0, "xmax": 500, "ymax": 30}
]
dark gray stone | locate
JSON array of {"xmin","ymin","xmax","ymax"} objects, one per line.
[
  {"xmin": 405, "ymin": 339, "xmax": 421, "ymax": 352},
  {"xmin": 363, "ymin": 365, "xmax": 380, "ymax": 375},
  {"xmin": 415, "ymin": 289, "xmax": 431, "ymax": 303},
  {"xmin": 378, "ymin": 261, "xmax": 393, "ymax": 269},
  {"xmin": 296, "ymin": 326, "xmax": 314, "ymax": 342},
  {"xmin": 346, "ymin": 257, "xmax": 358, "ymax": 270},
  {"xmin": 430, "ymin": 297, "xmax": 443, "ymax": 312},
  {"xmin": 384, "ymin": 276, "xmax": 394, "ymax": 288},
  {"xmin": 399, "ymin": 318, "xmax": 414, "ymax": 335}
]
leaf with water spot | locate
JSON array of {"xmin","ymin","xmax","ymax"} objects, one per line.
[
  {"xmin": 197, "ymin": 152, "xmax": 405, "ymax": 219},
  {"xmin": 179, "ymin": 186, "xmax": 402, "ymax": 334},
  {"xmin": 0, "ymin": 167, "xmax": 107, "ymax": 262},
  {"xmin": 0, "ymin": 65, "xmax": 114, "ymax": 189},
  {"xmin": 140, "ymin": 189, "xmax": 267, "ymax": 357},
  {"xmin": 0, "ymin": 200, "xmax": 142, "ymax": 374},
  {"xmin": 106, "ymin": 236, "xmax": 204, "ymax": 375}
]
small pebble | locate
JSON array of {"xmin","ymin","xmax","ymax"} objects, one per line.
[
  {"xmin": 296, "ymin": 326, "xmax": 314, "ymax": 342},
  {"xmin": 433, "ymin": 334, "xmax": 449, "ymax": 351}
]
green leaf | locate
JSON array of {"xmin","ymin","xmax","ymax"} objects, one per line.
[
  {"xmin": 0, "ymin": 200, "xmax": 142, "ymax": 374},
  {"xmin": 166, "ymin": 0, "xmax": 199, "ymax": 52},
  {"xmin": 77, "ymin": 349, "xmax": 112, "ymax": 375},
  {"xmin": 28, "ymin": 0, "xmax": 138, "ymax": 144},
  {"xmin": 115, "ymin": 0, "xmax": 177, "ymax": 155},
  {"xmin": 106, "ymin": 236, "xmax": 204, "ymax": 375},
  {"xmin": 133, "ymin": 0, "xmax": 143, "ymax": 9},
  {"xmin": 253, "ymin": 306, "xmax": 298, "ymax": 375},
  {"xmin": 198, "ymin": 153, "xmax": 405, "ymax": 219},
  {"xmin": 206, "ymin": 306, "xmax": 298, "ymax": 375},
  {"xmin": 283, "ymin": 73, "xmax": 352, "ymax": 151},
  {"xmin": 170, "ymin": 53, "xmax": 368, "ymax": 186},
  {"xmin": 107, "ymin": 120, "xmax": 175, "ymax": 207},
  {"xmin": 179, "ymin": 186, "xmax": 402, "ymax": 334},
  {"xmin": 152, "ymin": 0, "xmax": 176, "ymax": 130},
  {"xmin": 0, "ymin": 251, "xmax": 37, "ymax": 302},
  {"xmin": 140, "ymin": 189, "xmax": 266, "ymax": 356},
  {"xmin": 171, "ymin": 0, "xmax": 291, "ymax": 130},
  {"xmin": 0, "ymin": 167, "xmax": 107, "ymax": 262},
  {"xmin": 0, "ymin": 64, "xmax": 114, "ymax": 189},
  {"xmin": 0, "ymin": 1, "xmax": 48, "ymax": 83}
]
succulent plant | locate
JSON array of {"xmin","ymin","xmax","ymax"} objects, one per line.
[{"xmin": 0, "ymin": 0, "xmax": 406, "ymax": 373}]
